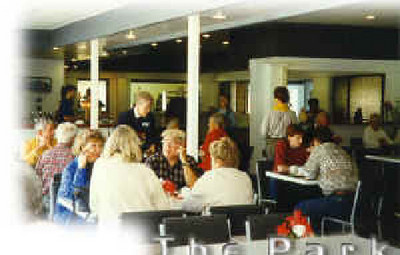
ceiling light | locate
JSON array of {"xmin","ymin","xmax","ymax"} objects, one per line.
[
  {"xmin": 122, "ymin": 50, "xmax": 128, "ymax": 55},
  {"xmin": 71, "ymin": 58, "xmax": 77, "ymax": 62},
  {"xmin": 53, "ymin": 47, "xmax": 59, "ymax": 51},
  {"xmin": 151, "ymin": 42, "xmax": 158, "ymax": 47},
  {"xmin": 213, "ymin": 11, "xmax": 226, "ymax": 20},
  {"xmin": 222, "ymin": 41, "xmax": 230, "ymax": 45},
  {"xmin": 101, "ymin": 51, "xmax": 108, "ymax": 57},
  {"xmin": 365, "ymin": 15, "xmax": 375, "ymax": 20},
  {"xmin": 202, "ymin": 34, "xmax": 211, "ymax": 38},
  {"xmin": 126, "ymin": 31, "xmax": 136, "ymax": 40},
  {"xmin": 175, "ymin": 39, "xmax": 183, "ymax": 44}
]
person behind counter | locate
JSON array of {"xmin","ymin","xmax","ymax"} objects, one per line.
[
  {"xmin": 363, "ymin": 113, "xmax": 393, "ymax": 149},
  {"xmin": 23, "ymin": 118, "xmax": 57, "ymax": 167},
  {"xmin": 118, "ymin": 91, "xmax": 157, "ymax": 155},
  {"xmin": 57, "ymin": 85, "xmax": 77, "ymax": 123}
]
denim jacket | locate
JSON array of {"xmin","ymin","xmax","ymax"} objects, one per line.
[{"xmin": 53, "ymin": 157, "xmax": 92, "ymax": 224}]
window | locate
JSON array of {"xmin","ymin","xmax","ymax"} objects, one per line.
[
  {"xmin": 77, "ymin": 79, "xmax": 108, "ymax": 112},
  {"xmin": 332, "ymin": 75, "xmax": 384, "ymax": 124}
]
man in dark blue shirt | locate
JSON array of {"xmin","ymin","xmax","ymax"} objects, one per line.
[{"xmin": 118, "ymin": 91, "xmax": 157, "ymax": 154}]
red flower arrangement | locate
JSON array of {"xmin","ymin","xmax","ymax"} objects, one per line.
[
  {"xmin": 276, "ymin": 210, "xmax": 314, "ymax": 238},
  {"xmin": 162, "ymin": 180, "xmax": 176, "ymax": 194}
]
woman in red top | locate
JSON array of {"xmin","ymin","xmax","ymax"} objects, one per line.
[
  {"xmin": 199, "ymin": 113, "xmax": 228, "ymax": 171},
  {"xmin": 274, "ymin": 124, "xmax": 309, "ymax": 173},
  {"xmin": 271, "ymin": 124, "xmax": 310, "ymax": 212}
]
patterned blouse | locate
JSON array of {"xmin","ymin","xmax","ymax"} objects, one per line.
[
  {"xmin": 145, "ymin": 153, "xmax": 202, "ymax": 189},
  {"xmin": 302, "ymin": 142, "xmax": 358, "ymax": 195},
  {"xmin": 35, "ymin": 143, "xmax": 74, "ymax": 196}
]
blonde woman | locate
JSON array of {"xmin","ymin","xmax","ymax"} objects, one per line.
[
  {"xmin": 54, "ymin": 129, "xmax": 105, "ymax": 224},
  {"xmin": 89, "ymin": 125, "xmax": 170, "ymax": 222},
  {"xmin": 183, "ymin": 137, "xmax": 253, "ymax": 211}
]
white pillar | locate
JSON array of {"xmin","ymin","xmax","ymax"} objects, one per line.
[
  {"xmin": 90, "ymin": 39, "xmax": 99, "ymax": 130},
  {"xmin": 230, "ymin": 81, "xmax": 237, "ymax": 112},
  {"xmin": 249, "ymin": 60, "xmax": 288, "ymax": 173},
  {"xmin": 186, "ymin": 15, "xmax": 200, "ymax": 159}
]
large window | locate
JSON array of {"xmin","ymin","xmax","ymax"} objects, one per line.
[{"xmin": 332, "ymin": 75, "xmax": 384, "ymax": 124}]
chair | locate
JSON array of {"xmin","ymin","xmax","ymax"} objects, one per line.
[
  {"xmin": 161, "ymin": 214, "xmax": 230, "ymax": 247},
  {"xmin": 255, "ymin": 159, "xmax": 276, "ymax": 210},
  {"xmin": 49, "ymin": 173, "xmax": 62, "ymax": 221},
  {"xmin": 321, "ymin": 181, "xmax": 361, "ymax": 236},
  {"xmin": 209, "ymin": 204, "xmax": 263, "ymax": 236},
  {"xmin": 119, "ymin": 210, "xmax": 185, "ymax": 243},
  {"xmin": 245, "ymin": 213, "xmax": 290, "ymax": 241}
]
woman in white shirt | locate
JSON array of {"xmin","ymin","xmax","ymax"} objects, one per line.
[
  {"xmin": 183, "ymin": 137, "xmax": 253, "ymax": 212},
  {"xmin": 89, "ymin": 125, "xmax": 170, "ymax": 222},
  {"xmin": 363, "ymin": 113, "xmax": 393, "ymax": 148}
]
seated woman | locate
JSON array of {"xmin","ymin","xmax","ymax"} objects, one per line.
[
  {"xmin": 363, "ymin": 113, "xmax": 393, "ymax": 149},
  {"xmin": 89, "ymin": 125, "xmax": 170, "ymax": 223},
  {"xmin": 54, "ymin": 129, "xmax": 105, "ymax": 224},
  {"xmin": 198, "ymin": 113, "xmax": 228, "ymax": 171},
  {"xmin": 271, "ymin": 124, "xmax": 310, "ymax": 212},
  {"xmin": 183, "ymin": 137, "xmax": 253, "ymax": 212},
  {"xmin": 294, "ymin": 127, "xmax": 358, "ymax": 234}
]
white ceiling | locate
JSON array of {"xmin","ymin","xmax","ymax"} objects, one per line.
[{"xmin": 281, "ymin": 0, "xmax": 400, "ymax": 27}]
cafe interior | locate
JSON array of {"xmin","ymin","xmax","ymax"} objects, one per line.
[{"xmin": 18, "ymin": 0, "xmax": 400, "ymax": 252}]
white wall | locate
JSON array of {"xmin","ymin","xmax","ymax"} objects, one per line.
[{"xmin": 23, "ymin": 58, "xmax": 64, "ymax": 115}]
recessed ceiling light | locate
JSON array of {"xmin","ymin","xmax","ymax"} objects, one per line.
[
  {"xmin": 213, "ymin": 11, "xmax": 226, "ymax": 20},
  {"xmin": 175, "ymin": 39, "xmax": 183, "ymax": 44},
  {"xmin": 126, "ymin": 31, "xmax": 136, "ymax": 40},
  {"xmin": 202, "ymin": 34, "xmax": 211, "ymax": 38},
  {"xmin": 151, "ymin": 42, "xmax": 158, "ymax": 47},
  {"xmin": 222, "ymin": 41, "xmax": 230, "ymax": 45},
  {"xmin": 365, "ymin": 15, "xmax": 375, "ymax": 20},
  {"xmin": 53, "ymin": 47, "xmax": 59, "ymax": 51}
]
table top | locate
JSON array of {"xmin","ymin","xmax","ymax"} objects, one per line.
[
  {"xmin": 265, "ymin": 171, "xmax": 319, "ymax": 186},
  {"xmin": 365, "ymin": 155, "xmax": 400, "ymax": 164}
]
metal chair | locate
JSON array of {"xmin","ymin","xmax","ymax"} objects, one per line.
[
  {"xmin": 209, "ymin": 204, "xmax": 263, "ymax": 236},
  {"xmin": 161, "ymin": 214, "xmax": 230, "ymax": 247},
  {"xmin": 48, "ymin": 173, "xmax": 62, "ymax": 221},
  {"xmin": 245, "ymin": 213, "xmax": 290, "ymax": 241},
  {"xmin": 255, "ymin": 159, "xmax": 277, "ymax": 212},
  {"xmin": 321, "ymin": 181, "xmax": 361, "ymax": 236},
  {"xmin": 119, "ymin": 210, "xmax": 186, "ymax": 243}
]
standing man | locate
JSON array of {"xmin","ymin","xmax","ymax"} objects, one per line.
[{"xmin": 118, "ymin": 91, "xmax": 157, "ymax": 155}]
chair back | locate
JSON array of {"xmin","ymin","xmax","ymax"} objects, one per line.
[
  {"xmin": 119, "ymin": 210, "xmax": 185, "ymax": 243},
  {"xmin": 162, "ymin": 214, "xmax": 230, "ymax": 246},
  {"xmin": 255, "ymin": 160, "xmax": 274, "ymax": 204},
  {"xmin": 246, "ymin": 213, "xmax": 290, "ymax": 241},
  {"xmin": 49, "ymin": 173, "xmax": 62, "ymax": 220},
  {"xmin": 209, "ymin": 204, "xmax": 262, "ymax": 236}
]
